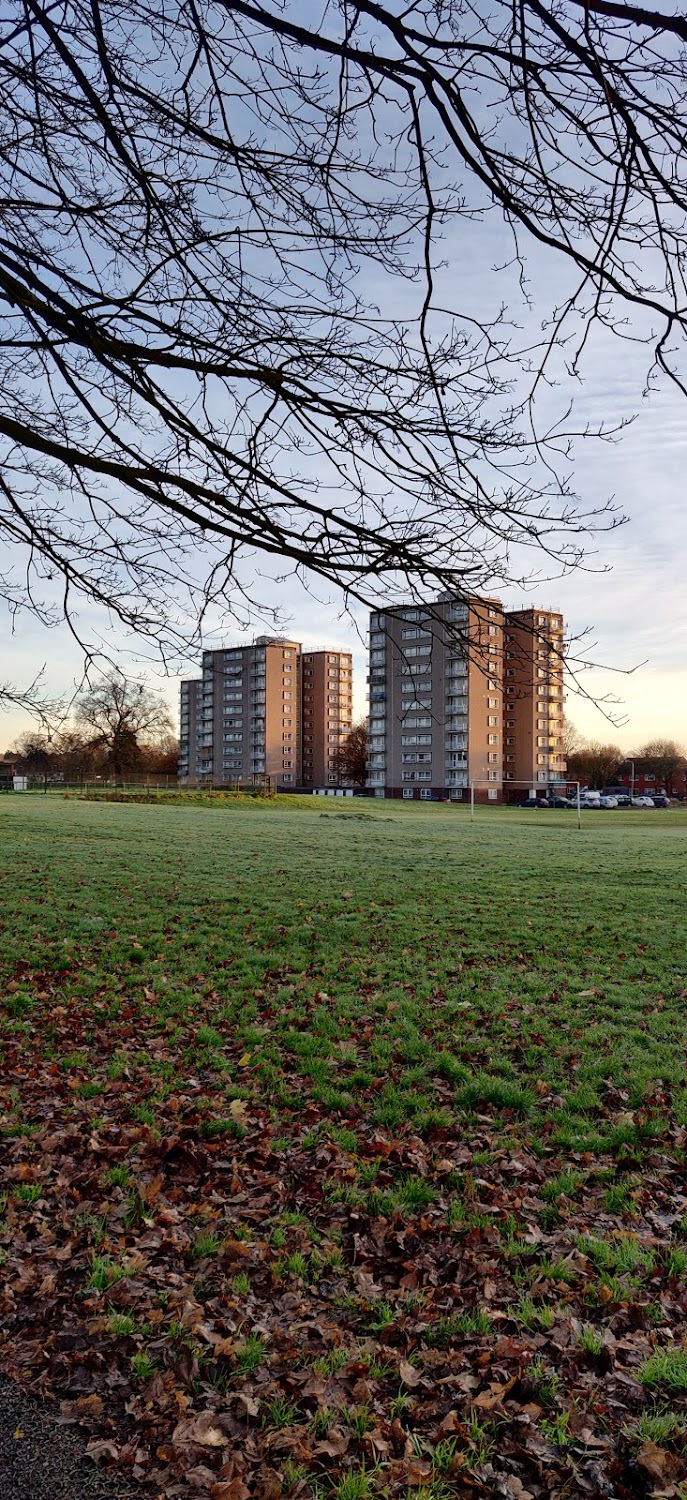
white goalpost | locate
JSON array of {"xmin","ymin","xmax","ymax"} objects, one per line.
[{"xmin": 468, "ymin": 778, "xmax": 582, "ymax": 830}]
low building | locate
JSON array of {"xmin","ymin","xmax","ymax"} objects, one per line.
[{"xmin": 0, "ymin": 760, "xmax": 15, "ymax": 792}]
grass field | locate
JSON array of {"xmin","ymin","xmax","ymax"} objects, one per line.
[{"xmin": 1, "ymin": 796, "xmax": 687, "ymax": 1498}]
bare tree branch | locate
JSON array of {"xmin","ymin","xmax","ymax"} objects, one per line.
[{"xmin": 0, "ymin": 0, "xmax": 684, "ymax": 668}]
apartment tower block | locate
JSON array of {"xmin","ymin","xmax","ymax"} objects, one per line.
[
  {"xmin": 367, "ymin": 596, "xmax": 505, "ymax": 798},
  {"xmin": 180, "ymin": 639, "xmax": 352, "ymax": 787},
  {"xmin": 367, "ymin": 596, "xmax": 565, "ymax": 798},
  {"xmin": 503, "ymin": 608, "xmax": 566, "ymax": 787},
  {"xmin": 301, "ymin": 650, "xmax": 353, "ymax": 787}
]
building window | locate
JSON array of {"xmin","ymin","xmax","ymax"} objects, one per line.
[
  {"xmin": 506, "ymin": 753, "xmax": 515, "ymax": 762},
  {"xmin": 488, "ymin": 698, "xmax": 499, "ymax": 709},
  {"xmin": 488, "ymin": 715, "xmax": 498, "ymax": 726},
  {"xmin": 488, "ymin": 789, "xmax": 498, "ymax": 800},
  {"xmin": 488, "ymin": 752, "xmax": 499, "ymax": 763},
  {"xmin": 283, "ymin": 650, "xmax": 293, "ymax": 658},
  {"xmin": 283, "ymin": 691, "xmax": 293, "ymax": 699},
  {"xmin": 402, "ymin": 788, "xmax": 414, "ymax": 799},
  {"xmin": 488, "ymin": 734, "xmax": 498, "ymax": 745},
  {"xmin": 487, "ymin": 770, "xmax": 498, "ymax": 781},
  {"xmin": 420, "ymin": 789, "xmax": 433, "ymax": 799}
]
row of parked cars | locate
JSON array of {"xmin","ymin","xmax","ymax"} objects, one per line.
[{"xmin": 519, "ymin": 790, "xmax": 671, "ymax": 810}]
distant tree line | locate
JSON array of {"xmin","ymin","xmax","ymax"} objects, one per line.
[
  {"xmin": 565, "ymin": 733, "xmax": 685, "ymax": 792},
  {"xmin": 3, "ymin": 673, "xmax": 177, "ymax": 785}
]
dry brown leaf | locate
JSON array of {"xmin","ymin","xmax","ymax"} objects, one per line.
[
  {"xmin": 86, "ymin": 1438, "xmax": 120, "ymax": 1463},
  {"xmin": 314, "ymin": 1426, "xmax": 350, "ymax": 1457},
  {"xmin": 254, "ymin": 1468, "xmax": 282, "ymax": 1500},
  {"xmin": 399, "ymin": 1359, "xmax": 422, "ymax": 1387},
  {"xmin": 60, "ymin": 1394, "xmax": 104, "ymax": 1422},
  {"xmin": 211, "ymin": 1481, "xmax": 251, "ymax": 1500},
  {"xmin": 637, "ymin": 1440, "xmax": 670, "ymax": 1479},
  {"xmin": 473, "ymin": 1377, "xmax": 517, "ymax": 1410},
  {"xmin": 173, "ymin": 1412, "xmax": 230, "ymax": 1448}
]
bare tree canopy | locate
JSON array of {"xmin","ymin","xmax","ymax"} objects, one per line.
[
  {"xmin": 1, "ymin": 0, "xmax": 686, "ymax": 652},
  {"xmin": 567, "ymin": 739, "xmax": 624, "ymax": 789},
  {"xmin": 74, "ymin": 673, "xmax": 174, "ymax": 777},
  {"xmin": 633, "ymin": 739, "xmax": 686, "ymax": 786}
]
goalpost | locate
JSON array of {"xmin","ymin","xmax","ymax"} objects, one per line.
[{"xmin": 468, "ymin": 778, "xmax": 582, "ymax": 830}]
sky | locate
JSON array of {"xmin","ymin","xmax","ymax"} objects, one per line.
[{"xmin": 2, "ymin": 69, "xmax": 687, "ymax": 756}]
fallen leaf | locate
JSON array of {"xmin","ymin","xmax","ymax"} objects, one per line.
[
  {"xmin": 637, "ymin": 1440, "xmax": 669, "ymax": 1479},
  {"xmin": 173, "ymin": 1412, "xmax": 230, "ymax": 1448},
  {"xmin": 255, "ymin": 1468, "xmax": 282, "ymax": 1500},
  {"xmin": 86, "ymin": 1438, "xmax": 120, "ymax": 1463},
  {"xmin": 399, "ymin": 1359, "xmax": 422, "ymax": 1387},
  {"xmin": 59, "ymin": 1394, "xmax": 104, "ymax": 1422},
  {"xmin": 211, "ymin": 1480, "xmax": 251, "ymax": 1500},
  {"xmin": 473, "ymin": 1377, "xmax": 517, "ymax": 1410}
]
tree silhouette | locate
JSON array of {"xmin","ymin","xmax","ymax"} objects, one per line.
[
  {"xmin": 74, "ymin": 674, "xmax": 173, "ymax": 780},
  {"xmin": 333, "ymin": 723, "xmax": 369, "ymax": 787}
]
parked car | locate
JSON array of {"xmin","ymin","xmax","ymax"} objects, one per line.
[
  {"xmin": 599, "ymin": 795, "xmax": 618, "ymax": 809},
  {"xmin": 517, "ymin": 797, "xmax": 549, "ymax": 808},
  {"xmin": 646, "ymin": 793, "xmax": 670, "ymax": 807},
  {"xmin": 630, "ymin": 795, "xmax": 654, "ymax": 807}
]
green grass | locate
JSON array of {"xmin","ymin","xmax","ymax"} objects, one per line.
[
  {"xmin": 2, "ymin": 796, "xmax": 687, "ymax": 1494},
  {"xmin": 639, "ymin": 1347, "xmax": 687, "ymax": 1391}
]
